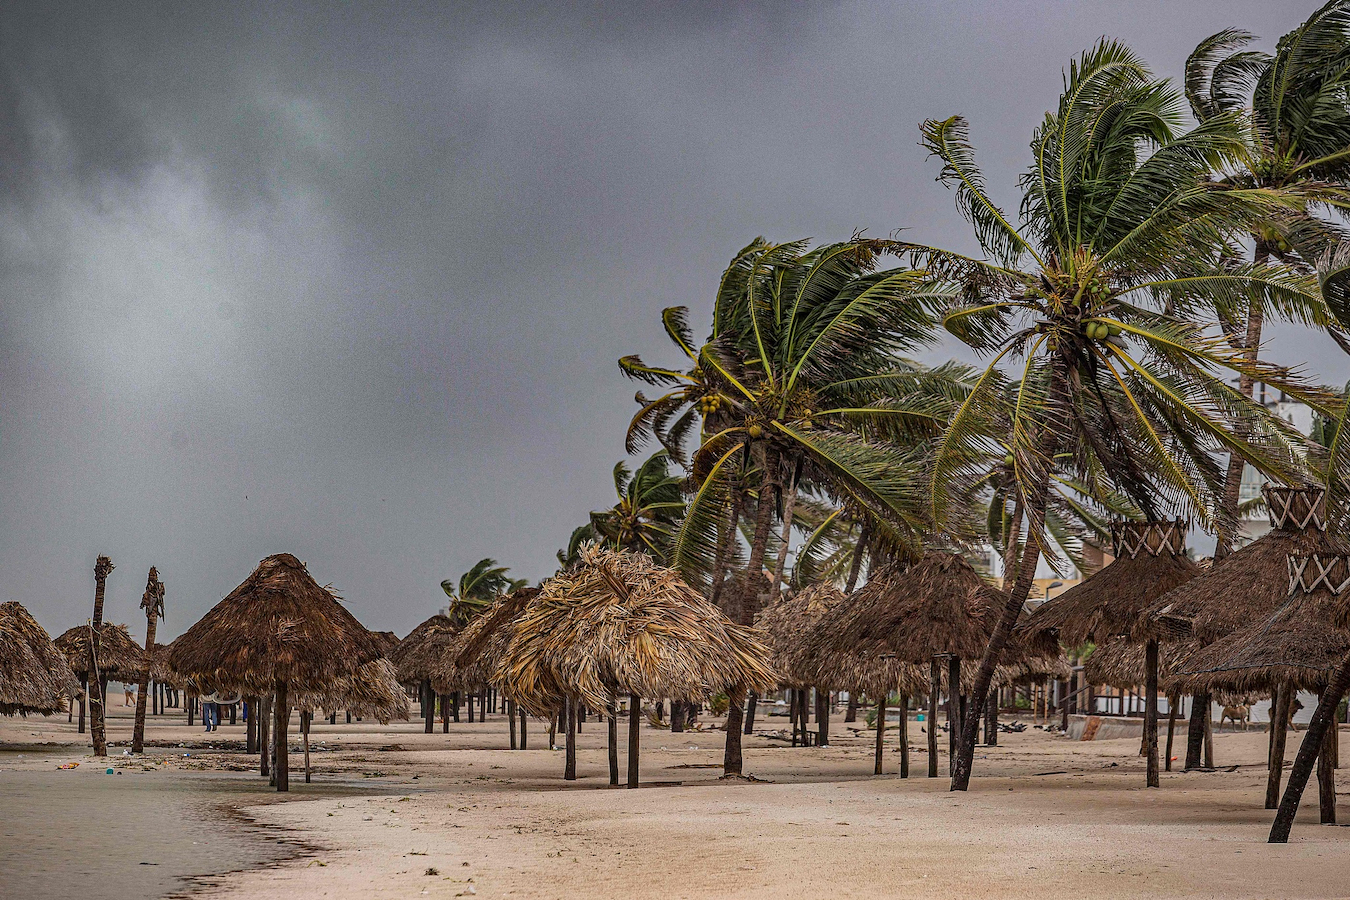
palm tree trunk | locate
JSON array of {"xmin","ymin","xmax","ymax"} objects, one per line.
[
  {"xmin": 133, "ymin": 601, "xmax": 158, "ymax": 755},
  {"xmin": 928, "ymin": 659, "xmax": 940, "ymax": 778},
  {"xmin": 873, "ymin": 697, "xmax": 885, "ymax": 775},
  {"xmin": 845, "ymin": 695, "xmax": 859, "ymax": 723},
  {"xmin": 1318, "ymin": 702, "xmax": 1336, "ymax": 825},
  {"xmin": 898, "ymin": 693, "xmax": 910, "ymax": 778},
  {"xmin": 708, "ymin": 491, "xmax": 744, "ymax": 613},
  {"xmin": 1267, "ymin": 684, "xmax": 1291, "ymax": 809},
  {"xmin": 1270, "ymin": 653, "xmax": 1350, "ymax": 841},
  {"xmin": 564, "ymin": 697, "xmax": 577, "ymax": 781},
  {"xmin": 1144, "ymin": 639, "xmax": 1160, "ymax": 788},
  {"xmin": 671, "ymin": 700, "xmax": 687, "ymax": 732},
  {"xmin": 90, "ymin": 556, "xmax": 113, "ymax": 758},
  {"xmin": 844, "ymin": 521, "xmax": 871, "ymax": 594},
  {"xmin": 1215, "ymin": 244, "xmax": 1268, "ymax": 559},
  {"xmin": 274, "ymin": 682, "xmax": 289, "ymax": 792},
  {"xmin": 723, "ymin": 446, "xmax": 779, "ymax": 776},
  {"xmin": 627, "ymin": 694, "xmax": 641, "ymax": 788},
  {"xmin": 608, "ymin": 690, "xmax": 619, "ymax": 786}
]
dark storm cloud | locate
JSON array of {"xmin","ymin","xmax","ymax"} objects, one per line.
[{"xmin": 0, "ymin": 1, "xmax": 1341, "ymax": 637}]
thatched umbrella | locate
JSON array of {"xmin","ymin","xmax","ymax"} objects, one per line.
[
  {"xmin": 0, "ymin": 602, "xmax": 78, "ymax": 716},
  {"xmin": 449, "ymin": 587, "xmax": 540, "ymax": 750},
  {"xmin": 1146, "ymin": 485, "xmax": 1345, "ymax": 801},
  {"xmin": 755, "ymin": 582, "xmax": 851, "ymax": 752},
  {"xmin": 167, "ymin": 553, "xmax": 385, "ymax": 791},
  {"xmin": 389, "ymin": 615, "xmax": 459, "ymax": 732},
  {"xmin": 371, "ymin": 631, "xmax": 400, "ymax": 656},
  {"xmin": 1020, "ymin": 520, "xmax": 1198, "ymax": 787},
  {"xmin": 55, "ymin": 622, "xmax": 147, "ymax": 735},
  {"xmin": 805, "ymin": 551, "xmax": 1056, "ymax": 779},
  {"xmin": 496, "ymin": 546, "xmax": 777, "ymax": 786}
]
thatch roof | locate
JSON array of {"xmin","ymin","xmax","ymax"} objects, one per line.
[
  {"xmin": 166, "ymin": 553, "xmax": 383, "ymax": 695},
  {"xmin": 800, "ymin": 551, "xmax": 1062, "ymax": 697},
  {"xmin": 294, "ymin": 658, "xmax": 409, "ymax": 722},
  {"xmin": 0, "ymin": 602, "xmax": 79, "ymax": 715},
  {"xmin": 1175, "ymin": 578, "xmax": 1350, "ymax": 694},
  {"xmin": 754, "ymin": 582, "xmax": 848, "ymax": 689},
  {"xmin": 434, "ymin": 588, "xmax": 541, "ymax": 694},
  {"xmin": 55, "ymin": 623, "xmax": 147, "ymax": 682},
  {"xmin": 1146, "ymin": 487, "xmax": 1346, "ymax": 643},
  {"xmin": 496, "ymin": 547, "xmax": 778, "ymax": 717},
  {"xmin": 1021, "ymin": 520, "xmax": 1198, "ymax": 647},
  {"xmin": 145, "ymin": 640, "xmax": 187, "ymax": 688},
  {"xmin": 388, "ymin": 614, "xmax": 458, "ymax": 687},
  {"xmin": 1083, "ymin": 638, "xmax": 1197, "ymax": 693}
]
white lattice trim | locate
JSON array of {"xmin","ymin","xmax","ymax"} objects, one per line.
[
  {"xmin": 1263, "ymin": 485, "xmax": 1326, "ymax": 532},
  {"xmin": 1287, "ymin": 554, "xmax": 1350, "ymax": 597},
  {"xmin": 1111, "ymin": 520, "xmax": 1187, "ymax": 558}
]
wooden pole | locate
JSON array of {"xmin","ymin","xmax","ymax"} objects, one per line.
[
  {"xmin": 508, "ymin": 699, "xmax": 518, "ymax": 750},
  {"xmin": 441, "ymin": 693, "xmax": 449, "ymax": 733},
  {"xmin": 78, "ymin": 677, "xmax": 87, "ymax": 734},
  {"xmin": 564, "ymin": 697, "xmax": 577, "ymax": 781},
  {"xmin": 519, "ymin": 705, "xmax": 528, "ymax": 750},
  {"xmin": 608, "ymin": 690, "xmax": 619, "ymax": 786},
  {"xmin": 246, "ymin": 696, "xmax": 258, "ymax": 754},
  {"xmin": 1164, "ymin": 691, "xmax": 1179, "ymax": 772},
  {"xmin": 1204, "ymin": 702, "xmax": 1215, "ymax": 768},
  {"xmin": 873, "ymin": 698, "xmax": 885, "ymax": 775},
  {"xmin": 627, "ymin": 694, "xmax": 641, "ymax": 788},
  {"xmin": 274, "ymin": 682, "xmax": 289, "ymax": 792},
  {"xmin": 899, "ymin": 693, "xmax": 910, "ymax": 778},
  {"xmin": 984, "ymin": 688, "xmax": 998, "ymax": 746},
  {"xmin": 928, "ymin": 659, "xmax": 940, "ymax": 778},
  {"xmin": 1267, "ymin": 684, "xmax": 1290, "ymax": 809},
  {"xmin": 947, "ymin": 657, "xmax": 960, "ymax": 777},
  {"xmin": 302, "ymin": 710, "xmax": 312, "ymax": 784},
  {"xmin": 1144, "ymin": 639, "xmax": 1160, "ymax": 788},
  {"xmin": 259, "ymin": 695, "xmax": 270, "ymax": 777},
  {"xmin": 817, "ymin": 688, "xmax": 830, "ymax": 747},
  {"xmin": 423, "ymin": 680, "xmax": 434, "ymax": 733}
]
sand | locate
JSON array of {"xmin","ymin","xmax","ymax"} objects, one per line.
[{"xmin": 4, "ymin": 704, "xmax": 1350, "ymax": 899}]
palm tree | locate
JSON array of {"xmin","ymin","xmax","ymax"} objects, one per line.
[
  {"xmin": 89, "ymin": 555, "xmax": 114, "ymax": 758},
  {"xmin": 589, "ymin": 451, "xmax": 686, "ymax": 563},
  {"xmin": 132, "ymin": 567, "xmax": 164, "ymax": 754},
  {"xmin": 908, "ymin": 41, "xmax": 1331, "ymax": 790},
  {"xmin": 556, "ymin": 524, "xmax": 598, "ymax": 571},
  {"xmin": 1186, "ymin": 2, "xmax": 1350, "ymax": 556},
  {"xmin": 441, "ymin": 559, "xmax": 525, "ymax": 627},
  {"xmin": 627, "ymin": 237, "xmax": 972, "ymax": 774}
]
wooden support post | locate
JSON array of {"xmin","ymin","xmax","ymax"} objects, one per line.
[
  {"xmin": 1165, "ymin": 692, "xmax": 1179, "ymax": 772},
  {"xmin": 899, "ymin": 693, "xmax": 910, "ymax": 779},
  {"xmin": 564, "ymin": 697, "xmax": 577, "ymax": 781},
  {"xmin": 608, "ymin": 690, "xmax": 619, "ymax": 786},
  {"xmin": 259, "ymin": 695, "xmax": 270, "ymax": 777},
  {"xmin": 508, "ymin": 699, "xmax": 518, "ymax": 750},
  {"xmin": 273, "ymin": 683, "xmax": 289, "ymax": 792},
  {"xmin": 1319, "ymin": 711, "xmax": 1337, "ymax": 825},
  {"xmin": 817, "ymin": 688, "xmax": 830, "ymax": 747},
  {"xmin": 1268, "ymin": 684, "xmax": 1290, "ymax": 809},
  {"xmin": 1144, "ymin": 639, "xmax": 1160, "ymax": 788},
  {"xmin": 627, "ymin": 694, "xmax": 641, "ymax": 788},
  {"xmin": 873, "ymin": 698, "xmax": 885, "ymax": 775},
  {"xmin": 928, "ymin": 659, "xmax": 940, "ymax": 778},
  {"xmin": 947, "ymin": 657, "xmax": 960, "ymax": 777},
  {"xmin": 246, "ymin": 696, "xmax": 258, "ymax": 754},
  {"xmin": 985, "ymin": 688, "xmax": 998, "ymax": 746},
  {"xmin": 302, "ymin": 710, "xmax": 312, "ymax": 784}
]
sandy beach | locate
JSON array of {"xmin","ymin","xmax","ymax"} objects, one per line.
[{"xmin": 5, "ymin": 704, "xmax": 1350, "ymax": 900}]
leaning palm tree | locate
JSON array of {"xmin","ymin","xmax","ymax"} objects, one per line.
[
  {"xmin": 626, "ymin": 238, "xmax": 973, "ymax": 774},
  {"xmin": 441, "ymin": 559, "xmax": 526, "ymax": 627},
  {"xmin": 1186, "ymin": 3, "xmax": 1350, "ymax": 555},
  {"xmin": 89, "ymin": 555, "xmax": 114, "ymax": 757},
  {"xmin": 909, "ymin": 40, "xmax": 1332, "ymax": 790},
  {"xmin": 589, "ymin": 450, "xmax": 686, "ymax": 563},
  {"xmin": 131, "ymin": 567, "xmax": 164, "ymax": 754}
]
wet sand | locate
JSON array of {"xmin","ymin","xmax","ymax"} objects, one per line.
[{"xmin": 5, "ymin": 706, "xmax": 1350, "ymax": 899}]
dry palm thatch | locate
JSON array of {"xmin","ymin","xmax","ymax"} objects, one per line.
[
  {"xmin": 754, "ymin": 582, "xmax": 848, "ymax": 689},
  {"xmin": 166, "ymin": 553, "xmax": 383, "ymax": 696},
  {"xmin": 0, "ymin": 602, "xmax": 78, "ymax": 716},
  {"xmin": 1084, "ymin": 638, "xmax": 1198, "ymax": 693},
  {"xmin": 801, "ymin": 552, "xmax": 1058, "ymax": 698},
  {"xmin": 388, "ymin": 614, "xmax": 458, "ymax": 688},
  {"xmin": 1020, "ymin": 521, "xmax": 1198, "ymax": 647},
  {"xmin": 145, "ymin": 640, "xmax": 187, "ymax": 688},
  {"xmin": 371, "ymin": 631, "xmax": 401, "ymax": 657},
  {"xmin": 1147, "ymin": 487, "xmax": 1347, "ymax": 643},
  {"xmin": 55, "ymin": 622, "xmax": 146, "ymax": 682},
  {"xmin": 1177, "ymin": 568, "xmax": 1350, "ymax": 694},
  {"xmin": 294, "ymin": 658, "xmax": 409, "ymax": 722},
  {"xmin": 436, "ymin": 588, "xmax": 541, "ymax": 693},
  {"xmin": 497, "ymin": 547, "xmax": 778, "ymax": 717}
]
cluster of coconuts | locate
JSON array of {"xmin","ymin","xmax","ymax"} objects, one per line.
[
  {"xmin": 698, "ymin": 394, "xmax": 724, "ymax": 416},
  {"xmin": 1083, "ymin": 320, "xmax": 1122, "ymax": 341}
]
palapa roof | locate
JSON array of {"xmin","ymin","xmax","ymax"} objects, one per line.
[
  {"xmin": 496, "ymin": 546, "xmax": 778, "ymax": 717},
  {"xmin": 388, "ymin": 614, "xmax": 459, "ymax": 688},
  {"xmin": 166, "ymin": 553, "xmax": 383, "ymax": 695},
  {"xmin": 434, "ymin": 587, "xmax": 541, "ymax": 694},
  {"xmin": 0, "ymin": 602, "xmax": 79, "ymax": 715},
  {"xmin": 55, "ymin": 622, "xmax": 147, "ymax": 682},
  {"xmin": 1147, "ymin": 487, "xmax": 1348, "ymax": 643},
  {"xmin": 754, "ymin": 582, "xmax": 848, "ymax": 689},
  {"xmin": 800, "ymin": 551, "xmax": 1061, "ymax": 697},
  {"xmin": 371, "ymin": 631, "xmax": 400, "ymax": 656},
  {"xmin": 1020, "ymin": 520, "xmax": 1198, "ymax": 647},
  {"xmin": 294, "ymin": 658, "xmax": 409, "ymax": 722},
  {"xmin": 1082, "ymin": 638, "xmax": 1197, "ymax": 693},
  {"xmin": 1176, "ymin": 554, "xmax": 1350, "ymax": 693}
]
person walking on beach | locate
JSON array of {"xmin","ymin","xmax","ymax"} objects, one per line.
[
  {"xmin": 123, "ymin": 685, "xmax": 136, "ymax": 707},
  {"xmin": 202, "ymin": 692, "xmax": 219, "ymax": 732}
]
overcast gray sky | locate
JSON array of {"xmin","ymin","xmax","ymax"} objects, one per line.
[{"xmin": 2, "ymin": 0, "xmax": 1342, "ymax": 638}]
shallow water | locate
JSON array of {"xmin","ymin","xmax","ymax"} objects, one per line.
[{"xmin": 0, "ymin": 759, "xmax": 304, "ymax": 900}]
